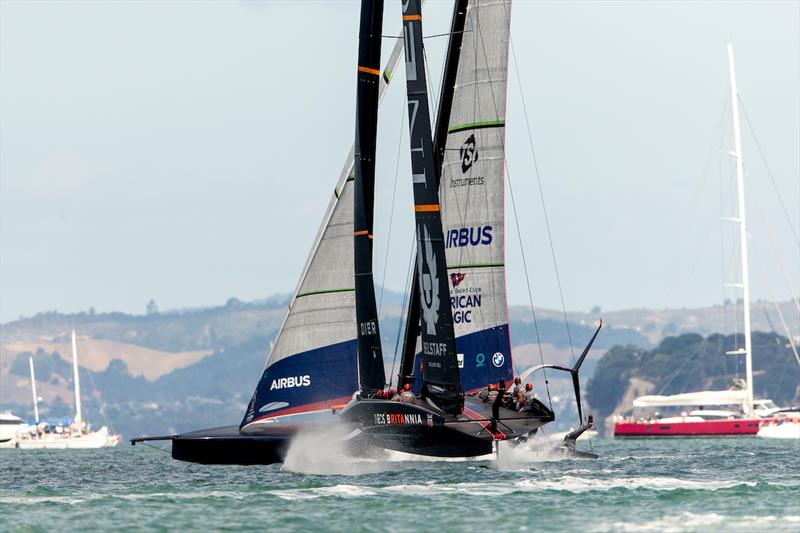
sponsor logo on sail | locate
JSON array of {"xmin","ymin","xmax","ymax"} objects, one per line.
[
  {"xmin": 270, "ymin": 375, "xmax": 311, "ymax": 390},
  {"xmin": 359, "ymin": 320, "xmax": 378, "ymax": 336},
  {"xmin": 460, "ymin": 134, "xmax": 479, "ymax": 173},
  {"xmin": 445, "ymin": 226, "xmax": 493, "ymax": 248},
  {"xmin": 451, "ymin": 291, "xmax": 481, "ymax": 324},
  {"xmin": 492, "ymin": 352, "xmax": 505, "ymax": 368},
  {"xmin": 450, "ymin": 273, "xmax": 466, "ymax": 287},
  {"xmin": 457, "ymin": 353, "xmax": 464, "ymax": 368},
  {"xmin": 476, "ymin": 353, "xmax": 486, "ymax": 367},
  {"xmin": 417, "ymin": 225, "xmax": 440, "ymax": 338}
]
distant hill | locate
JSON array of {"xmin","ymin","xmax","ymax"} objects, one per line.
[
  {"xmin": 585, "ymin": 332, "xmax": 800, "ymax": 435},
  {"xmin": 1, "ymin": 293, "xmax": 795, "ymax": 438}
]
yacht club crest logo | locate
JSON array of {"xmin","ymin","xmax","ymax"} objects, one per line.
[
  {"xmin": 460, "ymin": 134, "xmax": 479, "ymax": 173},
  {"xmin": 417, "ymin": 225, "xmax": 439, "ymax": 336},
  {"xmin": 450, "ymin": 273, "xmax": 466, "ymax": 287}
]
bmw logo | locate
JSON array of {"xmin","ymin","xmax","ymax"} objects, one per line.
[{"xmin": 492, "ymin": 352, "xmax": 505, "ymax": 367}]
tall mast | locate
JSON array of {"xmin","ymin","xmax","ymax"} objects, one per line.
[
  {"xmin": 29, "ymin": 355, "xmax": 39, "ymax": 424},
  {"xmin": 402, "ymin": 0, "xmax": 462, "ymax": 413},
  {"xmin": 71, "ymin": 330, "xmax": 83, "ymax": 425},
  {"xmin": 727, "ymin": 43, "xmax": 754, "ymax": 415},
  {"xmin": 398, "ymin": 0, "xmax": 469, "ymax": 390},
  {"xmin": 354, "ymin": 0, "xmax": 387, "ymax": 395}
]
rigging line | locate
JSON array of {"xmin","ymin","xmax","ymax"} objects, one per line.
[
  {"xmin": 738, "ymin": 98, "xmax": 800, "ymax": 247},
  {"xmin": 758, "ymin": 210, "xmax": 800, "ymax": 314},
  {"xmin": 84, "ymin": 364, "xmax": 114, "ymax": 433},
  {"xmin": 663, "ymin": 97, "xmax": 730, "ymax": 309},
  {"xmin": 755, "ymin": 250, "xmax": 800, "ymax": 367},
  {"xmin": 506, "ymin": 160, "xmax": 552, "ymax": 407},
  {"xmin": 507, "ymin": 35, "xmax": 576, "ymax": 363},
  {"xmin": 378, "ymin": 98, "xmax": 409, "ymax": 315},
  {"xmin": 389, "ymin": 235, "xmax": 419, "ymax": 388}
]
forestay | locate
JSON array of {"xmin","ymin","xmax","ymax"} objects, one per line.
[{"xmin": 440, "ymin": 0, "xmax": 514, "ymax": 391}]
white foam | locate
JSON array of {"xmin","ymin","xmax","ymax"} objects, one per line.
[
  {"xmin": 592, "ymin": 512, "xmax": 800, "ymax": 533},
  {"xmin": 269, "ymin": 484, "xmax": 377, "ymax": 501}
]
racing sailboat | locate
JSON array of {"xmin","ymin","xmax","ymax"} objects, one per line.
[
  {"xmin": 338, "ymin": 0, "xmax": 599, "ymax": 458},
  {"xmin": 133, "ymin": 0, "xmax": 599, "ymax": 463}
]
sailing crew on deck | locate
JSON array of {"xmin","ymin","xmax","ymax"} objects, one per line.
[
  {"xmin": 486, "ymin": 383, "xmax": 499, "ymax": 403},
  {"xmin": 400, "ymin": 383, "xmax": 415, "ymax": 403},
  {"xmin": 510, "ymin": 376, "xmax": 522, "ymax": 398},
  {"xmin": 478, "ymin": 386, "xmax": 490, "ymax": 402},
  {"xmin": 521, "ymin": 383, "xmax": 535, "ymax": 411}
]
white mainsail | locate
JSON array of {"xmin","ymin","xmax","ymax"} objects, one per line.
[{"xmin": 439, "ymin": 0, "xmax": 514, "ymax": 390}]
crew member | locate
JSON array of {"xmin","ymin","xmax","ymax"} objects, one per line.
[
  {"xmin": 510, "ymin": 376, "xmax": 522, "ymax": 398},
  {"xmin": 478, "ymin": 386, "xmax": 490, "ymax": 402},
  {"xmin": 389, "ymin": 388, "xmax": 399, "ymax": 401},
  {"xmin": 521, "ymin": 382, "xmax": 535, "ymax": 410},
  {"xmin": 486, "ymin": 383, "xmax": 499, "ymax": 404},
  {"xmin": 400, "ymin": 383, "xmax": 415, "ymax": 403}
]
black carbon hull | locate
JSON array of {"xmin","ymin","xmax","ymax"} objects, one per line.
[
  {"xmin": 339, "ymin": 396, "xmax": 555, "ymax": 458},
  {"xmin": 133, "ymin": 425, "xmax": 295, "ymax": 465}
]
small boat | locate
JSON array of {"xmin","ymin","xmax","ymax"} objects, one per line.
[
  {"xmin": 13, "ymin": 331, "xmax": 121, "ymax": 449},
  {"xmin": 757, "ymin": 409, "xmax": 800, "ymax": 439},
  {"xmin": 0, "ymin": 412, "xmax": 27, "ymax": 448}
]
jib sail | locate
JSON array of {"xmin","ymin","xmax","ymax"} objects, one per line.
[
  {"xmin": 440, "ymin": 0, "xmax": 514, "ymax": 391},
  {"xmin": 240, "ymin": 19, "xmax": 405, "ymax": 430},
  {"xmin": 402, "ymin": 0, "xmax": 463, "ymax": 414}
]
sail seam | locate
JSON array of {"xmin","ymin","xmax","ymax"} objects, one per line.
[
  {"xmin": 448, "ymin": 119, "xmax": 505, "ymax": 134},
  {"xmin": 447, "ymin": 263, "xmax": 504, "ymax": 269},
  {"xmin": 296, "ymin": 288, "xmax": 355, "ymax": 298}
]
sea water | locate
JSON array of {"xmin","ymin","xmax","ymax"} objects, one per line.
[{"xmin": 1, "ymin": 437, "xmax": 798, "ymax": 532}]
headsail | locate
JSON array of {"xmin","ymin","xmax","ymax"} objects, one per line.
[
  {"xmin": 354, "ymin": 0, "xmax": 387, "ymax": 395},
  {"xmin": 402, "ymin": 0, "xmax": 463, "ymax": 414},
  {"xmin": 241, "ymin": 22, "xmax": 405, "ymax": 430},
  {"xmin": 440, "ymin": 0, "xmax": 514, "ymax": 391}
]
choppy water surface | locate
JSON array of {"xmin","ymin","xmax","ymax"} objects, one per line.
[{"xmin": 1, "ymin": 437, "xmax": 798, "ymax": 532}]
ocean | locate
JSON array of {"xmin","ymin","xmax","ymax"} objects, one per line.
[{"xmin": 1, "ymin": 436, "xmax": 798, "ymax": 532}]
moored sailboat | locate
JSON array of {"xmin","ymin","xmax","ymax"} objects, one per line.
[
  {"xmin": 14, "ymin": 331, "xmax": 121, "ymax": 449},
  {"xmin": 614, "ymin": 45, "xmax": 793, "ymax": 439}
]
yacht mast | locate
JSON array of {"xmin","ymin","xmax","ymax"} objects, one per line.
[
  {"xmin": 726, "ymin": 44, "xmax": 754, "ymax": 415},
  {"xmin": 29, "ymin": 355, "xmax": 39, "ymax": 424},
  {"xmin": 71, "ymin": 330, "xmax": 83, "ymax": 425}
]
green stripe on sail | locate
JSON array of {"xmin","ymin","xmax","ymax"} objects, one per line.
[
  {"xmin": 447, "ymin": 263, "xmax": 504, "ymax": 269},
  {"xmin": 383, "ymin": 69, "xmax": 392, "ymax": 84},
  {"xmin": 296, "ymin": 288, "xmax": 355, "ymax": 299},
  {"xmin": 448, "ymin": 120, "xmax": 505, "ymax": 134},
  {"xmin": 346, "ymin": 175, "xmax": 355, "ymax": 182}
]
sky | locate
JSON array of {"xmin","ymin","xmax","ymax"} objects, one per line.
[{"xmin": 1, "ymin": 0, "xmax": 798, "ymax": 323}]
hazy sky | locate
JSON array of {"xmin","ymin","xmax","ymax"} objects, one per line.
[{"xmin": 1, "ymin": 1, "xmax": 798, "ymax": 323}]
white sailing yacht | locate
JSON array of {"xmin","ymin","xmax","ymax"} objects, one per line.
[{"xmin": 14, "ymin": 330, "xmax": 121, "ymax": 449}]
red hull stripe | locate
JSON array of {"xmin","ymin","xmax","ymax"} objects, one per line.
[
  {"xmin": 247, "ymin": 396, "xmax": 353, "ymax": 424},
  {"xmin": 614, "ymin": 418, "xmax": 775, "ymax": 437}
]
